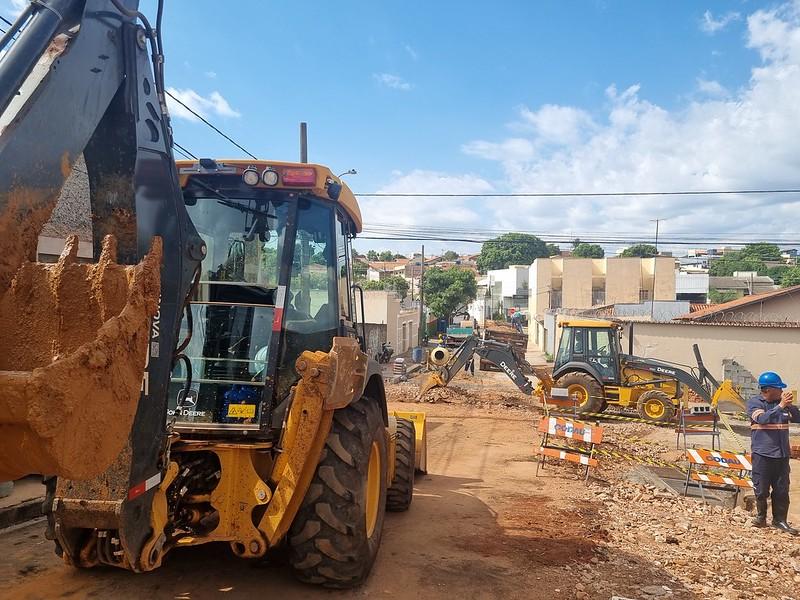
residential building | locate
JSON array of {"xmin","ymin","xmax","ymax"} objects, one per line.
[
  {"xmin": 361, "ymin": 290, "xmax": 420, "ymax": 356},
  {"xmin": 38, "ymin": 160, "xmax": 93, "ymax": 262},
  {"xmin": 709, "ymin": 273, "xmax": 775, "ymax": 298},
  {"xmin": 529, "ymin": 257, "xmax": 676, "ymax": 318},
  {"xmin": 675, "ymin": 270, "xmax": 709, "ymax": 303}
]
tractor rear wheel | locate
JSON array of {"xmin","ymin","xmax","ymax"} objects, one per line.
[
  {"xmin": 288, "ymin": 396, "xmax": 387, "ymax": 588},
  {"xmin": 555, "ymin": 372, "xmax": 605, "ymax": 415},
  {"xmin": 636, "ymin": 390, "xmax": 675, "ymax": 423},
  {"xmin": 386, "ymin": 418, "xmax": 415, "ymax": 512}
]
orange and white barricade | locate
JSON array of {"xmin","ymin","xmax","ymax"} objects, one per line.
[
  {"xmin": 675, "ymin": 404, "xmax": 720, "ymax": 451},
  {"xmin": 540, "ymin": 387, "xmax": 579, "ymax": 419},
  {"xmin": 535, "ymin": 416, "xmax": 604, "ymax": 480},
  {"xmin": 684, "ymin": 448, "xmax": 753, "ymax": 504}
]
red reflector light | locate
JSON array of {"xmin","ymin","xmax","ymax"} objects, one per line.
[{"xmin": 281, "ymin": 167, "xmax": 317, "ymax": 186}]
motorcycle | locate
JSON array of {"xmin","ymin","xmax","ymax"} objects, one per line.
[{"xmin": 375, "ymin": 342, "xmax": 394, "ymax": 364}]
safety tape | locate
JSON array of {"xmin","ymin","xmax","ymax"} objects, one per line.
[
  {"xmin": 591, "ymin": 446, "xmax": 688, "ymax": 472},
  {"xmin": 547, "ymin": 409, "xmax": 713, "ymax": 429},
  {"xmin": 128, "ymin": 472, "xmax": 161, "ymax": 500}
]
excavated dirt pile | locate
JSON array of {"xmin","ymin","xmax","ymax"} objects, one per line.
[{"xmin": 0, "ymin": 232, "xmax": 162, "ymax": 481}]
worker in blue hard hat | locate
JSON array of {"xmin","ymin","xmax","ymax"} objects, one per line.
[{"xmin": 746, "ymin": 371, "xmax": 800, "ymax": 535}]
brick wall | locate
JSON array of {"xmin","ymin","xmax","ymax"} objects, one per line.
[{"xmin": 723, "ymin": 359, "xmax": 759, "ymax": 401}]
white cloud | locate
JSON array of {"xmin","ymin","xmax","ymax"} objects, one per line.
[
  {"xmin": 696, "ymin": 78, "xmax": 728, "ymax": 97},
  {"xmin": 8, "ymin": 0, "xmax": 26, "ymax": 17},
  {"xmin": 204, "ymin": 71, "xmax": 217, "ymax": 79},
  {"xmin": 404, "ymin": 44, "xmax": 419, "ymax": 61},
  {"xmin": 373, "ymin": 73, "xmax": 413, "ymax": 91},
  {"xmin": 360, "ymin": 170, "xmax": 493, "ymax": 253},
  {"xmin": 166, "ymin": 87, "xmax": 241, "ymax": 121},
  {"xmin": 701, "ymin": 9, "xmax": 741, "ymax": 34},
  {"xmin": 451, "ymin": 1, "xmax": 800, "ymax": 251}
]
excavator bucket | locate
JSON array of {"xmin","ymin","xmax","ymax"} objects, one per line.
[
  {"xmin": 418, "ymin": 371, "xmax": 447, "ymax": 398},
  {"xmin": 0, "ymin": 234, "xmax": 162, "ymax": 481}
]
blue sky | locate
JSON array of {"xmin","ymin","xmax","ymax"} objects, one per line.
[
  {"xmin": 4, "ymin": 0, "xmax": 799, "ymax": 255},
  {"xmin": 147, "ymin": 0, "xmax": 759, "ymax": 186}
]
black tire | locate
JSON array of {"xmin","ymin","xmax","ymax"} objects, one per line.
[
  {"xmin": 288, "ymin": 396, "xmax": 388, "ymax": 588},
  {"xmin": 555, "ymin": 372, "xmax": 605, "ymax": 414},
  {"xmin": 386, "ymin": 418, "xmax": 415, "ymax": 512},
  {"xmin": 636, "ymin": 390, "xmax": 675, "ymax": 423}
]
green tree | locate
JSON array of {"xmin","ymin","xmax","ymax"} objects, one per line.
[
  {"xmin": 422, "ymin": 267, "xmax": 478, "ymax": 319},
  {"xmin": 476, "ymin": 233, "xmax": 549, "ymax": 272},
  {"xmin": 366, "ymin": 250, "xmax": 379, "ymax": 261},
  {"xmin": 780, "ymin": 266, "xmax": 800, "ymax": 287},
  {"xmin": 571, "ymin": 238, "xmax": 581, "ymax": 248},
  {"xmin": 352, "ymin": 259, "xmax": 368, "ymax": 280},
  {"xmin": 620, "ymin": 244, "xmax": 658, "ymax": 258},
  {"xmin": 767, "ymin": 265, "xmax": 789, "ymax": 286},
  {"xmin": 546, "ymin": 243, "xmax": 560, "ymax": 256},
  {"xmin": 382, "ymin": 275, "xmax": 410, "ymax": 299},
  {"xmin": 741, "ymin": 243, "xmax": 782, "ymax": 262},
  {"xmin": 708, "ymin": 289, "xmax": 739, "ymax": 304},
  {"xmin": 361, "ymin": 275, "xmax": 410, "ymax": 299},
  {"xmin": 708, "ymin": 251, "xmax": 766, "ymax": 277},
  {"xmin": 394, "ymin": 253, "xmax": 407, "ymax": 260},
  {"xmin": 442, "ymin": 250, "xmax": 459, "ymax": 261},
  {"xmin": 378, "ymin": 250, "xmax": 394, "ymax": 261},
  {"xmin": 573, "ymin": 243, "xmax": 605, "ymax": 258}
]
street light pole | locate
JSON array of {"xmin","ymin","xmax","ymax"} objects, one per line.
[{"xmin": 650, "ymin": 218, "xmax": 662, "ymax": 320}]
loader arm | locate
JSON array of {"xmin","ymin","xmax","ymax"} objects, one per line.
[
  {"xmin": 0, "ymin": 0, "xmax": 202, "ymax": 564},
  {"xmin": 420, "ymin": 335, "xmax": 534, "ymax": 396}
]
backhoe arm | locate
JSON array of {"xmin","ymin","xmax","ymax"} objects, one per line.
[
  {"xmin": 0, "ymin": 0, "xmax": 203, "ymax": 567},
  {"xmin": 419, "ymin": 335, "xmax": 534, "ymax": 396}
]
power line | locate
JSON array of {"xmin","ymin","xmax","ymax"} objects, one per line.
[
  {"xmin": 165, "ymin": 89, "xmax": 257, "ymax": 160},
  {"xmin": 173, "ymin": 141, "xmax": 197, "ymax": 160},
  {"xmin": 0, "ymin": 15, "xmax": 13, "ymax": 27},
  {"xmin": 356, "ymin": 188, "xmax": 800, "ymax": 198},
  {"xmin": 358, "ymin": 235, "xmax": 800, "ymax": 247}
]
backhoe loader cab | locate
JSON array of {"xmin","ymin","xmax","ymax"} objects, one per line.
[
  {"xmin": 170, "ymin": 159, "xmax": 366, "ymax": 432},
  {"xmin": 551, "ymin": 319, "xmax": 744, "ymax": 422}
]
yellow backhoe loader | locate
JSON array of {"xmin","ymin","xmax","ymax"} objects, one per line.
[{"xmin": 0, "ymin": 0, "xmax": 424, "ymax": 587}]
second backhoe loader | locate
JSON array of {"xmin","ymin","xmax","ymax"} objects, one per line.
[{"xmin": 0, "ymin": 0, "xmax": 424, "ymax": 588}]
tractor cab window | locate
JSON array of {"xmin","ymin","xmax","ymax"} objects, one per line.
[
  {"xmin": 572, "ymin": 328, "xmax": 585, "ymax": 355},
  {"xmin": 277, "ymin": 198, "xmax": 338, "ymax": 400},
  {"xmin": 335, "ymin": 213, "xmax": 351, "ymax": 321},
  {"xmin": 587, "ymin": 328, "xmax": 618, "ymax": 382},
  {"xmin": 168, "ymin": 196, "xmax": 290, "ymax": 428},
  {"xmin": 554, "ymin": 326, "xmax": 573, "ymax": 369}
]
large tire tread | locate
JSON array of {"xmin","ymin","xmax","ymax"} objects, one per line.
[
  {"xmin": 386, "ymin": 418, "xmax": 415, "ymax": 512},
  {"xmin": 288, "ymin": 396, "xmax": 387, "ymax": 588}
]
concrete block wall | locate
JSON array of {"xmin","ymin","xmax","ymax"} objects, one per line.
[{"xmin": 723, "ymin": 359, "xmax": 759, "ymax": 401}]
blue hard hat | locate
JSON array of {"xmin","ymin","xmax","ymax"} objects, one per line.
[{"xmin": 758, "ymin": 371, "xmax": 787, "ymax": 389}]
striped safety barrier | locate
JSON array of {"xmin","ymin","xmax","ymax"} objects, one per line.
[
  {"xmin": 535, "ymin": 416, "xmax": 604, "ymax": 480},
  {"xmin": 537, "ymin": 446, "xmax": 598, "ymax": 468},
  {"xmin": 686, "ymin": 448, "xmax": 752, "ymax": 471},
  {"xmin": 684, "ymin": 446, "xmax": 753, "ymax": 502},
  {"xmin": 689, "ymin": 471, "xmax": 753, "ymax": 488},
  {"xmin": 538, "ymin": 416, "xmax": 603, "ymax": 444}
]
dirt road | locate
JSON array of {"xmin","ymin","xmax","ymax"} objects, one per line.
[{"xmin": 0, "ymin": 371, "xmax": 797, "ymax": 599}]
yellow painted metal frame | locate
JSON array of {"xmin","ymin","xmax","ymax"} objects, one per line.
[
  {"xmin": 176, "ymin": 159, "xmax": 363, "ymax": 232},
  {"xmin": 391, "ymin": 410, "xmax": 427, "ymax": 473},
  {"xmin": 137, "ymin": 339, "xmax": 368, "ymax": 570}
]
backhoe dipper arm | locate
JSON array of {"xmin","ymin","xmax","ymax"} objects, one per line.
[
  {"xmin": 0, "ymin": 0, "xmax": 203, "ymax": 567},
  {"xmin": 424, "ymin": 335, "xmax": 534, "ymax": 396},
  {"xmin": 474, "ymin": 340, "xmax": 534, "ymax": 395}
]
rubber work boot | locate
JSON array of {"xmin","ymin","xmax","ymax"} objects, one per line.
[
  {"xmin": 771, "ymin": 502, "xmax": 798, "ymax": 535},
  {"xmin": 752, "ymin": 498, "xmax": 768, "ymax": 528}
]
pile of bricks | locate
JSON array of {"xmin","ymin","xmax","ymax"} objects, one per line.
[{"xmin": 791, "ymin": 440, "xmax": 800, "ymax": 460}]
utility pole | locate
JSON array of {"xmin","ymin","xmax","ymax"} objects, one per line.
[
  {"xmin": 300, "ymin": 122, "xmax": 308, "ymax": 163},
  {"xmin": 418, "ymin": 245, "xmax": 425, "ymax": 346},
  {"xmin": 650, "ymin": 218, "xmax": 662, "ymax": 320}
]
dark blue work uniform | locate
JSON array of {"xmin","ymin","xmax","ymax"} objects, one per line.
[{"xmin": 747, "ymin": 395, "xmax": 800, "ymax": 518}]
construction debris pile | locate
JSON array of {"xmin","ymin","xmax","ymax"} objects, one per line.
[
  {"xmin": 577, "ymin": 480, "xmax": 800, "ymax": 600},
  {"xmin": 386, "ymin": 380, "xmax": 534, "ymax": 410}
]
